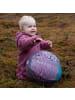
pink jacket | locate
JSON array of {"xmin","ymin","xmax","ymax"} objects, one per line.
[{"xmin": 15, "ymin": 32, "xmax": 51, "ymax": 80}]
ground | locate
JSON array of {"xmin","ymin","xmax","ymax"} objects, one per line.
[{"xmin": 0, "ymin": 13, "xmax": 75, "ymax": 88}]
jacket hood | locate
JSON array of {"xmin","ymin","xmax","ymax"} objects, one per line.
[{"xmin": 15, "ymin": 32, "xmax": 23, "ymax": 47}]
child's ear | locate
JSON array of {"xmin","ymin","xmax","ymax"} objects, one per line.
[{"xmin": 21, "ymin": 26, "xmax": 25, "ymax": 32}]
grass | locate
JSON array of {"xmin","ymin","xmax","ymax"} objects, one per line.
[{"xmin": 0, "ymin": 13, "xmax": 75, "ymax": 88}]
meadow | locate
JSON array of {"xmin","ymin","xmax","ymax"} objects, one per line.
[{"xmin": 0, "ymin": 13, "xmax": 75, "ymax": 88}]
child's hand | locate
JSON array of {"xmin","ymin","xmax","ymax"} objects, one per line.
[
  {"xmin": 47, "ymin": 40, "xmax": 52, "ymax": 48},
  {"xmin": 34, "ymin": 38, "xmax": 43, "ymax": 43}
]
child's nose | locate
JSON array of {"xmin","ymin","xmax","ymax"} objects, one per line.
[{"xmin": 32, "ymin": 27, "xmax": 35, "ymax": 30}]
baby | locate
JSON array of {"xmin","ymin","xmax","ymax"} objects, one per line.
[{"xmin": 15, "ymin": 16, "xmax": 52, "ymax": 80}]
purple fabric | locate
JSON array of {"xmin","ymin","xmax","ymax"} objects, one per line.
[{"xmin": 15, "ymin": 32, "xmax": 51, "ymax": 80}]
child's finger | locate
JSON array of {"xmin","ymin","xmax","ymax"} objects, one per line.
[
  {"xmin": 47, "ymin": 40, "xmax": 52, "ymax": 48},
  {"xmin": 36, "ymin": 38, "xmax": 43, "ymax": 40},
  {"xmin": 36, "ymin": 38, "xmax": 43, "ymax": 41}
]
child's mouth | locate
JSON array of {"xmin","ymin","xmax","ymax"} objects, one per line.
[{"xmin": 31, "ymin": 31, "xmax": 35, "ymax": 33}]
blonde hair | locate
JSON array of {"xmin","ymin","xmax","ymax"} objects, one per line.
[{"xmin": 19, "ymin": 16, "xmax": 36, "ymax": 30}]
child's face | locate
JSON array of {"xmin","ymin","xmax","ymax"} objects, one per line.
[{"xmin": 23, "ymin": 20, "xmax": 37, "ymax": 36}]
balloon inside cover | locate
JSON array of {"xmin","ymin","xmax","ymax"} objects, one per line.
[{"xmin": 26, "ymin": 50, "xmax": 62, "ymax": 82}]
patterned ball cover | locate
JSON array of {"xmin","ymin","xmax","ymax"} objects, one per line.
[{"xmin": 26, "ymin": 50, "xmax": 62, "ymax": 82}]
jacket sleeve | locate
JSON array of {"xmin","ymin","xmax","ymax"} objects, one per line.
[
  {"xmin": 17, "ymin": 35, "xmax": 38, "ymax": 51},
  {"xmin": 40, "ymin": 40, "xmax": 51, "ymax": 49}
]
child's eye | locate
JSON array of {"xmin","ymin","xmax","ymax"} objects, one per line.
[
  {"xmin": 28, "ymin": 25, "xmax": 36, "ymax": 28},
  {"xmin": 28, "ymin": 26, "xmax": 32, "ymax": 28},
  {"xmin": 34, "ymin": 25, "xmax": 36, "ymax": 27}
]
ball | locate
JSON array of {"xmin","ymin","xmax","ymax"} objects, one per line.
[{"xmin": 26, "ymin": 50, "xmax": 62, "ymax": 82}]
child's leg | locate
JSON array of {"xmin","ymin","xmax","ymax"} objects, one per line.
[{"xmin": 16, "ymin": 67, "xmax": 27, "ymax": 80}]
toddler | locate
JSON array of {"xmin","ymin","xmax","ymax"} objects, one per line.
[{"xmin": 15, "ymin": 16, "xmax": 52, "ymax": 80}]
